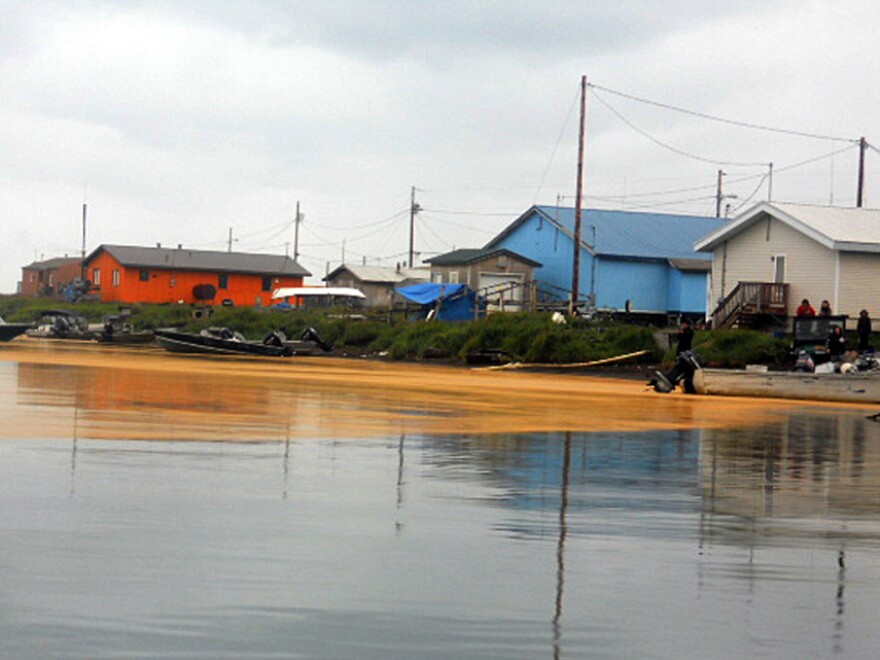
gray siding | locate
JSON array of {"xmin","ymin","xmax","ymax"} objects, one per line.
[{"xmin": 839, "ymin": 252, "xmax": 880, "ymax": 318}]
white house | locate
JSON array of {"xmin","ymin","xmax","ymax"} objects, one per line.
[{"xmin": 695, "ymin": 202, "xmax": 880, "ymax": 325}]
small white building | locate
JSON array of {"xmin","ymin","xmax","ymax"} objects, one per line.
[
  {"xmin": 695, "ymin": 202, "xmax": 880, "ymax": 326},
  {"xmin": 323, "ymin": 264, "xmax": 429, "ymax": 307}
]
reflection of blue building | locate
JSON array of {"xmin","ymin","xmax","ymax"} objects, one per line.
[
  {"xmin": 425, "ymin": 430, "xmax": 701, "ymax": 535},
  {"xmin": 485, "ymin": 206, "xmax": 726, "ymax": 315}
]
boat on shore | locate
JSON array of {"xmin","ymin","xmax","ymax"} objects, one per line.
[
  {"xmin": 26, "ymin": 309, "xmax": 97, "ymax": 340},
  {"xmin": 154, "ymin": 327, "xmax": 294, "ymax": 357},
  {"xmin": 0, "ymin": 317, "xmax": 33, "ymax": 342},
  {"xmin": 97, "ymin": 313, "xmax": 155, "ymax": 345},
  {"xmin": 695, "ymin": 367, "xmax": 880, "ymax": 404}
]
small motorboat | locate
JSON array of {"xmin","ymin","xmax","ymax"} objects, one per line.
[
  {"xmin": 153, "ymin": 327, "xmax": 294, "ymax": 357},
  {"xmin": 97, "ymin": 313, "xmax": 154, "ymax": 345},
  {"xmin": 26, "ymin": 309, "xmax": 96, "ymax": 340}
]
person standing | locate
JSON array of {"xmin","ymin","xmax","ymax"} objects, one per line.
[
  {"xmin": 676, "ymin": 319, "xmax": 694, "ymax": 354},
  {"xmin": 858, "ymin": 309, "xmax": 872, "ymax": 352},
  {"xmin": 827, "ymin": 325, "xmax": 846, "ymax": 360}
]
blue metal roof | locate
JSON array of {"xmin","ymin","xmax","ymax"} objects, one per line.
[{"xmin": 488, "ymin": 206, "xmax": 725, "ymax": 261}]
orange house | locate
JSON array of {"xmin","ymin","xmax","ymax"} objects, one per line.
[{"xmin": 82, "ymin": 244, "xmax": 310, "ymax": 306}]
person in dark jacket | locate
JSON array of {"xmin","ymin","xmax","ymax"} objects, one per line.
[
  {"xmin": 827, "ymin": 325, "xmax": 846, "ymax": 359},
  {"xmin": 676, "ymin": 320, "xmax": 694, "ymax": 354},
  {"xmin": 858, "ymin": 309, "xmax": 872, "ymax": 352},
  {"xmin": 652, "ymin": 320, "xmax": 699, "ymax": 394},
  {"xmin": 819, "ymin": 300, "xmax": 833, "ymax": 316}
]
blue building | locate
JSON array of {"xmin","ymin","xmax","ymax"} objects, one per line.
[{"xmin": 484, "ymin": 205, "xmax": 726, "ymax": 315}]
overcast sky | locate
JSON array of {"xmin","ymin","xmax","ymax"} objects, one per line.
[{"xmin": 2, "ymin": 0, "xmax": 880, "ymax": 291}]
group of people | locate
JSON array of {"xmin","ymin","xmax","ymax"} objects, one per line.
[
  {"xmin": 796, "ymin": 297, "xmax": 873, "ymax": 355},
  {"xmin": 654, "ymin": 299, "xmax": 876, "ymax": 393},
  {"xmin": 795, "ymin": 298, "xmax": 835, "ymax": 317}
]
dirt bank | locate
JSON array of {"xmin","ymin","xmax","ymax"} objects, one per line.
[{"xmin": 0, "ymin": 338, "xmax": 865, "ymax": 442}]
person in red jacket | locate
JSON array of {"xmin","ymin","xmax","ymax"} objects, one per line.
[{"xmin": 796, "ymin": 298, "xmax": 816, "ymax": 317}]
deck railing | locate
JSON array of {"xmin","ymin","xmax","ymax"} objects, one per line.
[{"xmin": 712, "ymin": 282, "xmax": 789, "ymax": 328}]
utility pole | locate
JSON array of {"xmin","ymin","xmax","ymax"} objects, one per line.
[
  {"xmin": 571, "ymin": 74, "xmax": 587, "ymax": 313},
  {"xmin": 293, "ymin": 201, "xmax": 302, "ymax": 261},
  {"xmin": 857, "ymin": 136, "xmax": 867, "ymax": 208},
  {"xmin": 409, "ymin": 186, "xmax": 421, "ymax": 268},
  {"xmin": 227, "ymin": 227, "xmax": 233, "ymax": 253},
  {"xmin": 341, "ymin": 238, "xmax": 346, "ymax": 265},
  {"xmin": 715, "ymin": 170, "xmax": 724, "ymax": 218},
  {"xmin": 81, "ymin": 203, "xmax": 87, "ymax": 280},
  {"xmin": 767, "ymin": 162, "xmax": 773, "ymax": 202}
]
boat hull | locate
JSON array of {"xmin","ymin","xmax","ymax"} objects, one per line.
[
  {"xmin": 699, "ymin": 368, "xmax": 880, "ymax": 404},
  {"xmin": 0, "ymin": 324, "xmax": 32, "ymax": 342},
  {"xmin": 154, "ymin": 330, "xmax": 291, "ymax": 357}
]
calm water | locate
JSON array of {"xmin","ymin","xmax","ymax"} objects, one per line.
[{"xmin": 2, "ymin": 362, "xmax": 880, "ymax": 658}]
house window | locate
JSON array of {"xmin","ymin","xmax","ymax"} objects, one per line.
[
  {"xmin": 262, "ymin": 276, "xmax": 272, "ymax": 292},
  {"xmin": 92, "ymin": 269, "xmax": 101, "ymax": 286},
  {"xmin": 772, "ymin": 254, "xmax": 786, "ymax": 283},
  {"xmin": 139, "ymin": 270, "xmax": 150, "ymax": 282},
  {"xmin": 48, "ymin": 273, "xmax": 54, "ymax": 286},
  {"xmin": 449, "ymin": 271, "xmax": 459, "ymax": 284},
  {"xmin": 218, "ymin": 274, "xmax": 228, "ymax": 289},
  {"xmin": 112, "ymin": 270, "xmax": 120, "ymax": 286},
  {"xmin": 432, "ymin": 271, "xmax": 443, "ymax": 283}
]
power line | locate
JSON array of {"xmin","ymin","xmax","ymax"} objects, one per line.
[
  {"xmin": 774, "ymin": 142, "xmax": 858, "ymax": 173},
  {"xmin": 422, "ymin": 208, "xmax": 519, "ymax": 217},
  {"xmin": 533, "ymin": 84, "xmax": 581, "ymax": 204},
  {"xmin": 307, "ymin": 208, "xmax": 409, "ymax": 232},
  {"xmin": 419, "ymin": 213, "xmax": 498, "ymax": 234},
  {"xmin": 592, "ymin": 90, "xmax": 769, "ymax": 167},
  {"xmin": 589, "ymin": 83, "xmax": 858, "ymax": 143}
]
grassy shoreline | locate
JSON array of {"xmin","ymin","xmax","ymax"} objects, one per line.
[{"xmin": 2, "ymin": 295, "xmax": 861, "ymax": 369}]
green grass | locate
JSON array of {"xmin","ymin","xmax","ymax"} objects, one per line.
[{"xmin": 4, "ymin": 294, "xmax": 854, "ymax": 368}]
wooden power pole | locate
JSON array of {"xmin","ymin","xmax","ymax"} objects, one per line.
[
  {"xmin": 294, "ymin": 201, "xmax": 302, "ymax": 261},
  {"xmin": 857, "ymin": 136, "xmax": 867, "ymax": 208},
  {"xmin": 571, "ymin": 75, "xmax": 587, "ymax": 312},
  {"xmin": 409, "ymin": 186, "xmax": 421, "ymax": 268}
]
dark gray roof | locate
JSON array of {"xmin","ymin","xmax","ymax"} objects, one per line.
[
  {"xmin": 23, "ymin": 256, "xmax": 81, "ymax": 271},
  {"xmin": 84, "ymin": 244, "xmax": 311, "ymax": 277},
  {"xmin": 425, "ymin": 248, "xmax": 541, "ymax": 267}
]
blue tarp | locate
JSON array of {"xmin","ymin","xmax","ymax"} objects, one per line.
[{"xmin": 396, "ymin": 283, "xmax": 484, "ymax": 321}]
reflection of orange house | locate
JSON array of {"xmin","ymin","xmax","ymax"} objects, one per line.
[{"xmin": 82, "ymin": 244, "xmax": 310, "ymax": 306}]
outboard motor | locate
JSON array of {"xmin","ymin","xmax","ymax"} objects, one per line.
[
  {"xmin": 262, "ymin": 330, "xmax": 286, "ymax": 348},
  {"xmin": 301, "ymin": 327, "xmax": 333, "ymax": 352}
]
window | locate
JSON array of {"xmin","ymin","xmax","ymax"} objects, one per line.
[
  {"xmin": 139, "ymin": 270, "xmax": 150, "ymax": 282},
  {"xmin": 48, "ymin": 273, "xmax": 54, "ymax": 286},
  {"xmin": 112, "ymin": 270, "xmax": 120, "ymax": 286},
  {"xmin": 92, "ymin": 269, "xmax": 101, "ymax": 286},
  {"xmin": 449, "ymin": 271, "xmax": 459, "ymax": 284},
  {"xmin": 772, "ymin": 255, "xmax": 786, "ymax": 283},
  {"xmin": 218, "ymin": 273, "xmax": 228, "ymax": 289},
  {"xmin": 262, "ymin": 276, "xmax": 272, "ymax": 292},
  {"xmin": 432, "ymin": 271, "xmax": 443, "ymax": 283}
]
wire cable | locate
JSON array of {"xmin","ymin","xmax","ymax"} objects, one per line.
[
  {"xmin": 533, "ymin": 84, "xmax": 581, "ymax": 204},
  {"xmin": 592, "ymin": 90, "xmax": 769, "ymax": 167},
  {"xmin": 589, "ymin": 83, "xmax": 858, "ymax": 143}
]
